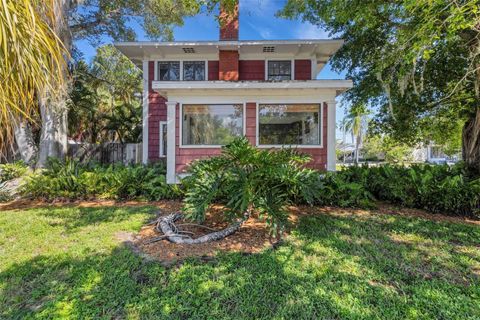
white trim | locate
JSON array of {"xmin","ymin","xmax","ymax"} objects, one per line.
[
  {"xmin": 255, "ymin": 103, "xmax": 324, "ymax": 149},
  {"xmin": 142, "ymin": 60, "xmax": 149, "ymax": 164},
  {"xmin": 153, "ymin": 79, "xmax": 352, "ymax": 91},
  {"xmin": 154, "ymin": 59, "xmax": 208, "ymax": 81},
  {"xmin": 115, "ymin": 39, "xmax": 344, "ymax": 47},
  {"xmin": 159, "ymin": 121, "xmax": 167, "ymax": 158},
  {"xmin": 265, "ymin": 59, "xmax": 294, "ymax": 81},
  {"xmin": 327, "ymin": 100, "xmax": 336, "ymax": 171},
  {"xmin": 179, "ymin": 102, "xmax": 247, "ymax": 148},
  {"xmin": 166, "ymin": 101, "xmax": 177, "ymax": 184}
]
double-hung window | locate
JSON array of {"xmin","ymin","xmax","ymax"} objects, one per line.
[
  {"xmin": 158, "ymin": 61, "xmax": 180, "ymax": 81},
  {"xmin": 183, "ymin": 61, "xmax": 205, "ymax": 81},
  {"xmin": 267, "ymin": 61, "xmax": 292, "ymax": 80},
  {"xmin": 182, "ymin": 104, "xmax": 243, "ymax": 146},
  {"xmin": 258, "ymin": 104, "xmax": 321, "ymax": 146}
]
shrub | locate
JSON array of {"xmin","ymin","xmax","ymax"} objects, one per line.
[
  {"xmin": 338, "ymin": 163, "xmax": 480, "ymax": 217},
  {"xmin": 0, "ymin": 161, "xmax": 28, "ymax": 183},
  {"xmin": 182, "ymin": 137, "xmax": 322, "ymax": 236},
  {"xmin": 21, "ymin": 159, "xmax": 181, "ymax": 201}
]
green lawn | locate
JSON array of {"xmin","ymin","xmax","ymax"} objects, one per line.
[{"xmin": 0, "ymin": 205, "xmax": 479, "ymax": 319}]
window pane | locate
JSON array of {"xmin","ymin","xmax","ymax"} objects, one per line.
[
  {"xmin": 184, "ymin": 61, "xmax": 205, "ymax": 81},
  {"xmin": 182, "ymin": 104, "xmax": 243, "ymax": 145},
  {"xmin": 158, "ymin": 62, "xmax": 180, "ymax": 81},
  {"xmin": 258, "ymin": 104, "xmax": 320, "ymax": 145},
  {"xmin": 268, "ymin": 61, "xmax": 291, "ymax": 80}
]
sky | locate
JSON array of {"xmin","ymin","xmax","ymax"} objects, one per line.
[{"xmin": 75, "ymin": 0, "xmax": 350, "ymax": 141}]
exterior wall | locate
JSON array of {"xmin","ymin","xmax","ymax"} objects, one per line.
[
  {"xmin": 147, "ymin": 61, "xmax": 167, "ymax": 161},
  {"xmin": 219, "ymin": 50, "xmax": 239, "ymax": 81},
  {"xmin": 239, "ymin": 60, "xmax": 265, "ymax": 80},
  {"xmin": 174, "ymin": 101, "xmax": 328, "ymax": 174},
  {"xmin": 208, "ymin": 61, "xmax": 219, "ymax": 80},
  {"xmin": 295, "ymin": 60, "xmax": 312, "ymax": 80}
]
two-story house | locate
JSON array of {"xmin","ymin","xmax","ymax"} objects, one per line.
[{"xmin": 115, "ymin": 1, "xmax": 352, "ymax": 183}]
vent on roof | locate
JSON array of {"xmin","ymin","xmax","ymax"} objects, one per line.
[
  {"xmin": 263, "ymin": 46, "xmax": 275, "ymax": 53},
  {"xmin": 182, "ymin": 47, "xmax": 195, "ymax": 53}
]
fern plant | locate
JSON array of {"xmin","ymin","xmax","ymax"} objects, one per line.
[{"xmin": 182, "ymin": 137, "xmax": 321, "ymax": 237}]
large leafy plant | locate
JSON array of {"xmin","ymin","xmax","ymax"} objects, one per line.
[{"xmin": 182, "ymin": 137, "xmax": 321, "ymax": 237}]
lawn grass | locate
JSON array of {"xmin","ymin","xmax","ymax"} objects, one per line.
[{"xmin": 0, "ymin": 205, "xmax": 479, "ymax": 319}]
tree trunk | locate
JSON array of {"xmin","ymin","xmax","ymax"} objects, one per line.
[
  {"xmin": 37, "ymin": 97, "xmax": 68, "ymax": 167},
  {"xmin": 36, "ymin": 0, "xmax": 71, "ymax": 167},
  {"xmin": 462, "ymin": 107, "xmax": 480, "ymax": 174},
  {"xmin": 12, "ymin": 117, "xmax": 38, "ymax": 166},
  {"xmin": 354, "ymin": 135, "xmax": 360, "ymax": 164}
]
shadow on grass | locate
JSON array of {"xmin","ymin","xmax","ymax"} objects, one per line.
[
  {"xmin": 1, "ymin": 210, "xmax": 479, "ymax": 319},
  {"xmin": 36, "ymin": 206, "xmax": 157, "ymax": 231}
]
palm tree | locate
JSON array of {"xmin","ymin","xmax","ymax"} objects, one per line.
[
  {"xmin": 343, "ymin": 105, "xmax": 370, "ymax": 164},
  {"xmin": 0, "ymin": 0, "xmax": 66, "ymax": 163}
]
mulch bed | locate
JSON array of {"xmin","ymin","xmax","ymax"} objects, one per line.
[{"xmin": 135, "ymin": 203, "xmax": 302, "ymax": 263}]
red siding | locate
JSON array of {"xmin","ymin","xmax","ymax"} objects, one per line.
[
  {"xmin": 147, "ymin": 61, "xmax": 167, "ymax": 162},
  {"xmin": 245, "ymin": 103, "xmax": 256, "ymax": 144},
  {"xmin": 294, "ymin": 60, "xmax": 312, "ymax": 80},
  {"xmin": 208, "ymin": 61, "xmax": 219, "ymax": 80},
  {"xmin": 239, "ymin": 60, "xmax": 265, "ymax": 80}
]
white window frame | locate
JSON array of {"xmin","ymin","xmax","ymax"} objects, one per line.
[
  {"xmin": 256, "ymin": 102, "xmax": 324, "ymax": 149},
  {"xmin": 154, "ymin": 59, "xmax": 209, "ymax": 81},
  {"xmin": 265, "ymin": 59, "xmax": 295, "ymax": 81},
  {"xmin": 159, "ymin": 121, "xmax": 167, "ymax": 158},
  {"xmin": 179, "ymin": 102, "xmax": 247, "ymax": 148}
]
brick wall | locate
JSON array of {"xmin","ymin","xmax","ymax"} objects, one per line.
[
  {"xmin": 219, "ymin": 50, "xmax": 239, "ymax": 81},
  {"xmin": 239, "ymin": 60, "xmax": 265, "ymax": 80},
  {"xmin": 294, "ymin": 60, "xmax": 312, "ymax": 80},
  {"xmin": 147, "ymin": 61, "xmax": 167, "ymax": 162}
]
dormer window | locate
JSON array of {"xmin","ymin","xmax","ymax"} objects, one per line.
[
  {"xmin": 158, "ymin": 61, "xmax": 180, "ymax": 81},
  {"xmin": 183, "ymin": 61, "xmax": 205, "ymax": 81},
  {"xmin": 267, "ymin": 60, "xmax": 292, "ymax": 81}
]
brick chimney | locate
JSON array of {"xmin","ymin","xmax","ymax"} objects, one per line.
[
  {"xmin": 219, "ymin": 0, "xmax": 239, "ymax": 41},
  {"xmin": 218, "ymin": 0, "xmax": 239, "ymax": 81}
]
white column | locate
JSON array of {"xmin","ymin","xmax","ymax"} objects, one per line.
[
  {"xmin": 166, "ymin": 101, "xmax": 177, "ymax": 184},
  {"xmin": 142, "ymin": 61, "xmax": 149, "ymax": 164},
  {"xmin": 327, "ymin": 100, "xmax": 337, "ymax": 171}
]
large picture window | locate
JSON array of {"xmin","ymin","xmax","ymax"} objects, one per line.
[
  {"xmin": 182, "ymin": 104, "xmax": 243, "ymax": 145},
  {"xmin": 267, "ymin": 61, "xmax": 292, "ymax": 80},
  {"xmin": 258, "ymin": 104, "xmax": 321, "ymax": 146},
  {"xmin": 183, "ymin": 61, "xmax": 205, "ymax": 81}
]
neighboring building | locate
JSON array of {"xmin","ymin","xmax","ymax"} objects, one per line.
[{"xmin": 115, "ymin": 1, "xmax": 352, "ymax": 183}]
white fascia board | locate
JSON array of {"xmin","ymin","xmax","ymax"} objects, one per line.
[
  {"xmin": 152, "ymin": 80, "xmax": 353, "ymax": 91},
  {"xmin": 114, "ymin": 39, "xmax": 344, "ymax": 47}
]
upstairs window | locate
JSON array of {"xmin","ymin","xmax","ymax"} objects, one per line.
[
  {"xmin": 158, "ymin": 61, "xmax": 180, "ymax": 81},
  {"xmin": 267, "ymin": 61, "xmax": 292, "ymax": 80},
  {"xmin": 183, "ymin": 61, "xmax": 205, "ymax": 81}
]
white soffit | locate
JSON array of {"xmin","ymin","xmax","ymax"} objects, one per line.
[{"xmin": 114, "ymin": 39, "xmax": 343, "ymax": 66}]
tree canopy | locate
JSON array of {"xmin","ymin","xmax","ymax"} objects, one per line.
[{"xmin": 280, "ymin": 0, "xmax": 480, "ymax": 172}]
